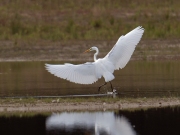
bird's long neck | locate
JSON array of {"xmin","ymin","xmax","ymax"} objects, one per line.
[{"xmin": 94, "ymin": 48, "xmax": 99, "ymax": 61}]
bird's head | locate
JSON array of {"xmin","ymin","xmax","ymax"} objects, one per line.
[{"xmin": 84, "ymin": 46, "xmax": 97, "ymax": 53}]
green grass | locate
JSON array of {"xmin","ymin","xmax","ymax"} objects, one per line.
[{"xmin": 0, "ymin": 0, "xmax": 180, "ymax": 41}]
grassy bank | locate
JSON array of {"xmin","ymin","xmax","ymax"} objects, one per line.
[
  {"xmin": 0, "ymin": 0, "xmax": 180, "ymax": 41},
  {"xmin": 0, "ymin": 97, "xmax": 179, "ymax": 113},
  {"xmin": 1, "ymin": 96, "xmax": 179, "ymax": 104},
  {"xmin": 1, "ymin": 96, "xmax": 122, "ymax": 104}
]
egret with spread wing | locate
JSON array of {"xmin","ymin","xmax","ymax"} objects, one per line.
[{"xmin": 45, "ymin": 26, "xmax": 144, "ymax": 93}]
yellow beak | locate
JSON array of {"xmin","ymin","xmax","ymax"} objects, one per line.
[{"xmin": 84, "ymin": 49, "xmax": 91, "ymax": 53}]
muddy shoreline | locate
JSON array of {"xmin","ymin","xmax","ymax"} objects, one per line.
[{"xmin": 0, "ymin": 97, "xmax": 179, "ymax": 113}]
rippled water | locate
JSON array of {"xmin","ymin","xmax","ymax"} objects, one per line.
[
  {"xmin": 0, "ymin": 61, "xmax": 180, "ymax": 97},
  {"xmin": 0, "ymin": 106, "xmax": 179, "ymax": 135}
]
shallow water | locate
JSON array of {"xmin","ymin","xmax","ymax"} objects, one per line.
[
  {"xmin": 0, "ymin": 106, "xmax": 179, "ymax": 135},
  {"xmin": 0, "ymin": 61, "xmax": 180, "ymax": 97}
]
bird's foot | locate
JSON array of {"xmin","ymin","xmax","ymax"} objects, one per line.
[
  {"xmin": 107, "ymin": 89, "xmax": 117, "ymax": 95},
  {"xmin": 113, "ymin": 89, "xmax": 117, "ymax": 93}
]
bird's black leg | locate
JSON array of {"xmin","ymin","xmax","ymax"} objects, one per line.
[
  {"xmin": 109, "ymin": 81, "xmax": 114, "ymax": 92},
  {"xmin": 98, "ymin": 82, "xmax": 107, "ymax": 93}
]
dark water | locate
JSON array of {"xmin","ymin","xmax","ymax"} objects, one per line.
[
  {"xmin": 0, "ymin": 106, "xmax": 179, "ymax": 135},
  {"xmin": 0, "ymin": 61, "xmax": 180, "ymax": 97}
]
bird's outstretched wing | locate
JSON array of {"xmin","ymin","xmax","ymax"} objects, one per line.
[
  {"xmin": 45, "ymin": 63, "xmax": 99, "ymax": 84},
  {"xmin": 105, "ymin": 26, "xmax": 144, "ymax": 70}
]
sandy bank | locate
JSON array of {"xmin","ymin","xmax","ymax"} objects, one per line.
[{"xmin": 0, "ymin": 97, "xmax": 179, "ymax": 113}]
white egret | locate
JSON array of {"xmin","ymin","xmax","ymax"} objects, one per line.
[{"xmin": 45, "ymin": 26, "xmax": 144, "ymax": 93}]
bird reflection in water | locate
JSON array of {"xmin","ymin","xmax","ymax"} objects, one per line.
[{"xmin": 46, "ymin": 112, "xmax": 136, "ymax": 135}]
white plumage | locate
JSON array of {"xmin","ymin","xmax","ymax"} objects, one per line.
[{"xmin": 45, "ymin": 26, "xmax": 144, "ymax": 91}]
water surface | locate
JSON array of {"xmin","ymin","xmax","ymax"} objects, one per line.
[
  {"xmin": 0, "ymin": 61, "xmax": 180, "ymax": 97},
  {"xmin": 46, "ymin": 112, "xmax": 136, "ymax": 135},
  {"xmin": 0, "ymin": 106, "xmax": 179, "ymax": 135}
]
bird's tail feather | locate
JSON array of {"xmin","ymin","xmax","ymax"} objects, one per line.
[{"xmin": 103, "ymin": 72, "xmax": 114, "ymax": 82}]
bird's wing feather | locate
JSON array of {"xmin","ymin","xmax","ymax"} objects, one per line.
[
  {"xmin": 105, "ymin": 26, "xmax": 144, "ymax": 69},
  {"xmin": 45, "ymin": 62, "xmax": 99, "ymax": 84}
]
